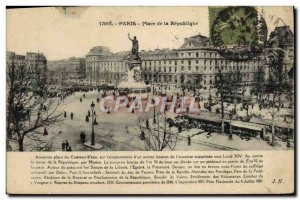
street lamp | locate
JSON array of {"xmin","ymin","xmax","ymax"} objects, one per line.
[
  {"xmin": 152, "ymin": 99, "xmax": 156, "ymax": 124},
  {"xmin": 90, "ymin": 101, "xmax": 95, "ymax": 146},
  {"xmin": 152, "ymin": 83, "xmax": 155, "ymax": 95},
  {"xmin": 229, "ymin": 111, "xmax": 233, "ymax": 140}
]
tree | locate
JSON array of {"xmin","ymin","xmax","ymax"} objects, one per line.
[
  {"xmin": 180, "ymin": 74, "xmax": 185, "ymax": 95},
  {"xmin": 252, "ymin": 65, "xmax": 265, "ymax": 101},
  {"xmin": 215, "ymin": 67, "xmax": 226, "ymax": 132},
  {"xmin": 137, "ymin": 113, "xmax": 178, "ymax": 151},
  {"xmin": 215, "ymin": 63, "xmax": 243, "ymax": 131},
  {"xmin": 265, "ymin": 48, "xmax": 287, "ymax": 146},
  {"xmin": 265, "ymin": 48, "xmax": 285, "ymax": 110},
  {"xmin": 7, "ymin": 55, "xmax": 62, "ymax": 151}
]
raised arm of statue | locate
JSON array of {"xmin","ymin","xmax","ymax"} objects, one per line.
[{"xmin": 128, "ymin": 33, "xmax": 133, "ymax": 41}]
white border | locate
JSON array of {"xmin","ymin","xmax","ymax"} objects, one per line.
[{"xmin": 1, "ymin": 0, "xmax": 299, "ymax": 199}]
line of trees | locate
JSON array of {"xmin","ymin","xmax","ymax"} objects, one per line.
[{"xmin": 137, "ymin": 112, "xmax": 178, "ymax": 151}]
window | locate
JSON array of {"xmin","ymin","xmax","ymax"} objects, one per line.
[
  {"xmin": 188, "ymin": 53, "xmax": 191, "ymax": 57},
  {"xmin": 181, "ymin": 61, "xmax": 184, "ymax": 64},
  {"xmin": 196, "ymin": 52, "xmax": 199, "ymax": 57},
  {"xmin": 181, "ymin": 66, "xmax": 184, "ymax": 71},
  {"xmin": 204, "ymin": 66, "xmax": 206, "ymax": 71},
  {"xmin": 175, "ymin": 61, "xmax": 177, "ymax": 65},
  {"xmin": 188, "ymin": 60, "xmax": 191, "ymax": 65},
  {"xmin": 188, "ymin": 66, "xmax": 191, "ymax": 71},
  {"xmin": 196, "ymin": 66, "xmax": 199, "ymax": 71},
  {"xmin": 196, "ymin": 60, "xmax": 199, "ymax": 64}
]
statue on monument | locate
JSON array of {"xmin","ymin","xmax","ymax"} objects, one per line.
[{"xmin": 128, "ymin": 33, "xmax": 140, "ymax": 60}]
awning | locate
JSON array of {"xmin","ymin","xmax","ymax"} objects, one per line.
[{"xmin": 231, "ymin": 121, "xmax": 263, "ymax": 132}]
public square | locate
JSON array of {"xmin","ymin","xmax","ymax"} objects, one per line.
[{"xmin": 13, "ymin": 88, "xmax": 293, "ymax": 152}]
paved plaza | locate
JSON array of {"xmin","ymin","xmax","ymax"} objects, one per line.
[{"xmin": 14, "ymin": 89, "xmax": 292, "ymax": 152}]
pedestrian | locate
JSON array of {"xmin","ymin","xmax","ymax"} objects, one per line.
[
  {"xmin": 80, "ymin": 97, "xmax": 82, "ymax": 102},
  {"xmin": 65, "ymin": 140, "xmax": 69, "ymax": 151},
  {"xmin": 97, "ymin": 97, "xmax": 99, "ymax": 103},
  {"xmin": 178, "ymin": 125, "xmax": 182, "ymax": 133},
  {"xmin": 140, "ymin": 131, "xmax": 145, "ymax": 140},
  {"xmin": 188, "ymin": 135, "xmax": 191, "ymax": 146},
  {"xmin": 85, "ymin": 115, "xmax": 89, "ymax": 122},
  {"xmin": 64, "ymin": 111, "xmax": 67, "ymax": 118},
  {"xmin": 61, "ymin": 141, "xmax": 66, "ymax": 151},
  {"xmin": 67, "ymin": 146, "xmax": 72, "ymax": 151},
  {"xmin": 146, "ymin": 118, "xmax": 149, "ymax": 129},
  {"xmin": 94, "ymin": 111, "xmax": 96, "ymax": 116},
  {"xmin": 93, "ymin": 118, "xmax": 98, "ymax": 125},
  {"xmin": 70, "ymin": 112, "xmax": 74, "ymax": 120},
  {"xmin": 80, "ymin": 132, "xmax": 86, "ymax": 143},
  {"xmin": 83, "ymin": 93, "xmax": 86, "ymax": 98},
  {"xmin": 43, "ymin": 127, "xmax": 48, "ymax": 136},
  {"xmin": 88, "ymin": 110, "xmax": 91, "ymax": 117}
]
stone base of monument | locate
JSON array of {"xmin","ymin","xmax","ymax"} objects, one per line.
[{"xmin": 83, "ymin": 141, "xmax": 104, "ymax": 150}]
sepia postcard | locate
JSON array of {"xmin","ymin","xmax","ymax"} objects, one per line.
[{"xmin": 6, "ymin": 6, "xmax": 295, "ymax": 195}]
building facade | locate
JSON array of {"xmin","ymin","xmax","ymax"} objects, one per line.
[
  {"xmin": 7, "ymin": 51, "xmax": 47, "ymax": 76},
  {"xmin": 86, "ymin": 46, "xmax": 128, "ymax": 86},
  {"xmin": 47, "ymin": 57, "xmax": 86, "ymax": 84},
  {"xmin": 85, "ymin": 26, "xmax": 293, "ymax": 90}
]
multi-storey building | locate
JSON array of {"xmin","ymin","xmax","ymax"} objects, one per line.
[
  {"xmin": 141, "ymin": 34, "xmax": 267, "ymax": 88},
  {"xmin": 47, "ymin": 57, "xmax": 86, "ymax": 84},
  {"xmin": 267, "ymin": 26, "xmax": 294, "ymax": 78},
  {"xmin": 86, "ymin": 46, "xmax": 128, "ymax": 86},
  {"xmin": 7, "ymin": 51, "xmax": 47, "ymax": 76},
  {"xmin": 6, "ymin": 51, "xmax": 26, "ymax": 68}
]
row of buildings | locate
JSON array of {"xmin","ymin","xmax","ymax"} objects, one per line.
[
  {"xmin": 7, "ymin": 25, "xmax": 294, "ymax": 91},
  {"xmin": 85, "ymin": 25, "xmax": 294, "ymax": 89},
  {"xmin": 6, "ymin": 51, "xmax": 47, "ymax": 81}
]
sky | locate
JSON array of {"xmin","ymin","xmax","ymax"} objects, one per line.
[{"xmin": 6, "ymin": 6, "xmax": 294, "ymax": 61}]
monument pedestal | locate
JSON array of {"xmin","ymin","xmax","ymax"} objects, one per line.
[{"xmin": 118, "ymin": 59, "xmax": 148, "ymax": 98}]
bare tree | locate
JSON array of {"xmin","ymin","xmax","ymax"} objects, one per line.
[
  {"xmin": 137, "ymin": 113, "xmax": 178, "ymax": 151},
  {"xmin": 265, "ymin": 48, "xmax": 285, "ymax": 146},
  {"xmin": 215, "ymin": 62, "xmax": 242, "ymax": 131},
  {"xmin": 252, "ymin": 65, "xmax": 265, "ymax": 102},
  {"xmin": 7, "ymin": 56, "xmax": 62, "ymax": 151}
]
